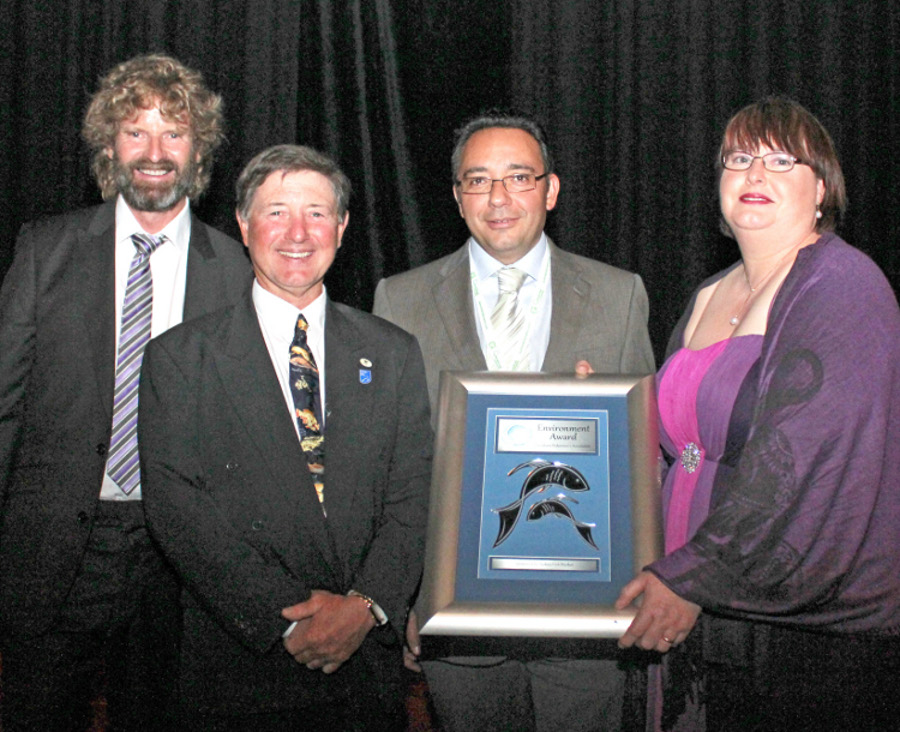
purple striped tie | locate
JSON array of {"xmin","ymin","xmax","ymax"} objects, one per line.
[{"xmin": 106, "ymin": 233, "xmax": 165, "ymax": 495}]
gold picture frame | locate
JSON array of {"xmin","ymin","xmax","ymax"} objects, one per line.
[{"xmin": 417, "ymin": 371, "xmax": 661, "ymax": 641}]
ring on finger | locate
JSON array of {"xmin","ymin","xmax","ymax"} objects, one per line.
[{"xmin": 662, "ymin": 635, "xmax": 674, "ymax": 644}]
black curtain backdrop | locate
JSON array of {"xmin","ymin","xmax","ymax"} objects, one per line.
[{"xmin": 1, "ymin": 0, "xmax": 897, "ymax": 361}]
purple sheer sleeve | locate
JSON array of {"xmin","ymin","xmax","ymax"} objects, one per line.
[{"xmin": 650, "ymin": 235, "xmax": 900, "ymax": 633}]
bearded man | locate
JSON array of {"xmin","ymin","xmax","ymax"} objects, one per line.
[{"xmin": 0, "ymin": 54, "xmax": 250, "ymax": 731}]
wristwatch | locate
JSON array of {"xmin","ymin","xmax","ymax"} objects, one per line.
[{"xmin": 347, "ymin": 589, "xmax": 389, "ymax": 626}]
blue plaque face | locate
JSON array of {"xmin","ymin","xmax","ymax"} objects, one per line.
[
  {"xmin": 477, "ymin": 408, "xmax": 611, "ymax": 583},
  {"xmin": 454, "ymin": 392, "xmax": 637, "ymax": 607}
]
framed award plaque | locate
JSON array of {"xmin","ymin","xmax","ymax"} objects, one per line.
[{"xmin": 417, "ymin": 371, "xmax": 661, "ymax": 644}]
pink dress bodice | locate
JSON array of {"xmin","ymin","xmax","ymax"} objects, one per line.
[{"xmin": 657, "ymin": 336, "xmax": 763, "ymax": 552}]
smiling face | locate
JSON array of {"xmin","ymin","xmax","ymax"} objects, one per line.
[
  {"xmin": 107, "ymin": 105, "xmax": 198, "ymax": 215},
  {"xmin": 453, "ymin": 127, "xmax": 560, "ymax": 265},
  {"xmin": 237, "ymin": 169, "xmax": 348, "ymax": 310},
  {"xmin": 719, "ymin": 143, "xmax": 825, "ymax": 246}
]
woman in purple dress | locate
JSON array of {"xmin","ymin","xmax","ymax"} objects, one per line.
[{"xmin": 614, "ymin": 98, "xmax": 900, "ymax": 730}]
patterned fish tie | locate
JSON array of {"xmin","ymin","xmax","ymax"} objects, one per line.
[{"xmin": 289, "ymin": 313, "xmax": 326, "ymax": 514}]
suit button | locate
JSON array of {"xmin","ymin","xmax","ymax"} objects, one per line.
[
  {"xmin": 251, "ymin": 520, "xmax": 263, "ymax": 531},
  {"xmin": 226, "ymin": 461, "xmax": 239, "ymax": 471},
  {"xmin": 77, "ymin": 511, "xmax": 90, "ymax": 524},
  {"xmin": 96, "ymin": 444, "xmax": 107, "ymax": 457}
]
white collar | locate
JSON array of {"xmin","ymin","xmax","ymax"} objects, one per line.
[
  {"xmin": 251, "ymin": 280, "xmax": 328, "ymax": 342},
  {"xmin": 115, "ymin": 195, "xmax": 191, "ymax": 253},
  {"xmin": 468, "ymin": 232, "xmax": 548, "ymax": 282}
]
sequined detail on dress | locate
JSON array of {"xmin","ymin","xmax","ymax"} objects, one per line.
[{"xmin": 680, "ymin": 442, "xmax": 702, "ymax": 473}]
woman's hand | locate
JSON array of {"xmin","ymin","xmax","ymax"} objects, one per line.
[{"xmin": 615, "ymin": 571, "xmax": 701, "ymax": 653}]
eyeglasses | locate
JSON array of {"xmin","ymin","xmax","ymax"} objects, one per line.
[
  {"xmin": 456, "ymin": 172, "xmax": 550, "ymax": 195},
  {"xmin": 722, "ymin": 151, "xmax": 808, "ymax": 173}
]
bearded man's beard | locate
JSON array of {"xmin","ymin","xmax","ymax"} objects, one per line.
[{"xmin": 113, "ymin": 155, "xmax": 199, "ymax": 212}]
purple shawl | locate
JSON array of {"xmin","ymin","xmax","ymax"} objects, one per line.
[{"xmin": 649, "ymin": 233, "xmax": 900, "ymax": 634}]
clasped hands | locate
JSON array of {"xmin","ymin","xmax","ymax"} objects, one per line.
[{"xmin": 281, "ymin": 589, "xmax": 376, "ymax": 674}]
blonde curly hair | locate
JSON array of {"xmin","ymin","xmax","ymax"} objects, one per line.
[{"xmin": 82, "ymin": 54, "xmax": 224, "ymax": 200}]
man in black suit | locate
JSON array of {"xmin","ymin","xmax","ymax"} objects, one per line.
[
  {"xmin": 138, "ymin": 145, "xmax": 432, "ymax": 730},
  {"xmin": 0, "ymin": 55, "xmax": 250, "ymax": 731}
]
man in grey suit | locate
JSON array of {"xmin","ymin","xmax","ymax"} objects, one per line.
[
  {"xmin": 374, "ymin": 113, "xmax": 654, "ymax": 732},
  {"xmin": 0, "ymin": 55, "xmax": 250, "ymax": 730},
  {"xmin": 139, "ymin": 145, "xmax": 432, "ymax": 729}
]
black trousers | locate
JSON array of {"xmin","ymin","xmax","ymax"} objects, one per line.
[
  {"xmin": 0, "ymin": 501, "xmax": 178, "ymax": 732},
  {"xmin": 180, "ymin": 702, "xmax": 407, "ymax": 732},
  {"xmin": 175, "ymin": 642, "xmax": 408, "ymax": 732},
  {"xmin": 701, "ymin": 619, "xmax": 900, "ymax": 732}
]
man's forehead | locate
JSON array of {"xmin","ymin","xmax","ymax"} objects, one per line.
[
  {"xmin": 255, "ymin": 169, "xmax": 337, "ymax": 204},
  {"xmin": 119, "ymin": 104, "xmax": 190, "ymax": 129},
  {"xmin": 459, "ymin": 127, "xmax": 543, "ymax": 171},
  {"xmin": 460, "ymin": 161, "xmax": 536, "ymax": 175}
]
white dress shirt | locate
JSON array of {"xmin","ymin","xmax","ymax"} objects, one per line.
[
  {"xmin": 469, "ymin": 233, "xmax": 552, "ymax": 371},
  {"xmin": 101, "ymin": 196, "xmax": 191, "ymax": 501},
  {"xmin": 252, "ymin": 281, "xmax": 327, "ymax": 439}
]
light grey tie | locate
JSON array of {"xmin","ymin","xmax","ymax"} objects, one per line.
[
  {"xmin": 490, "ymin": 267, "xmax": 529, "ymax": 370},
  {"xmin": 106, "ymin": 233, "xmax": 166, "ymax": 496}
]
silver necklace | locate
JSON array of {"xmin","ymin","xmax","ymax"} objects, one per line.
[{"xmin": 728, "ymin": 251, "xmax": 795, "ymax": 327}]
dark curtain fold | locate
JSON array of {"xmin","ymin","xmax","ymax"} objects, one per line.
[
  {"xmin": 1, "ymin": 0, "xmax": 897, "ymax": 359},
  {"xmin": 511, "ymin": 0, "xmax": 899, "ymax": 355}
]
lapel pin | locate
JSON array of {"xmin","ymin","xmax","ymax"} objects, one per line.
[
  {"xmin": 359, "ymin": 369, "xmax": 372, "ymax": 384},
  {"xmin": 360, "ymin": 358, "xmax": 372, "ymax": 367}
]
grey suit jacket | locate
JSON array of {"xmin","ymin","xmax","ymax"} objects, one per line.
[
  {"xmin": 373, "ymin": 238, "xmax": 655, "ymax": 415},
  {"xmin": 0, "ymin": 202, "xmax": 251, "ymax": 639},
  {"xmin": 138, "ymin": 292, "xmax": 432, "ymax": 713}
]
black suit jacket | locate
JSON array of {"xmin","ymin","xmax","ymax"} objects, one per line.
[
  {"xmin": 0, "ymin": 202, "xmax": 251, "ymax": 640},
  {"xmin": 138, "ymin": 292, "xmax": 432, "ymax": 714}
]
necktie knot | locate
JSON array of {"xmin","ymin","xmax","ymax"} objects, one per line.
[
  {"xmin": 131, "ymin": 232, "xmax": 166, "ymax": 258},
  {"xmin": 497, "ymin": 267, "xmax": 528, "ymax": 295},
  {"xmin": 293, "ymin": 314, "xmax": 311, "ymax": 344},
  {"xmin": 290, "ymin": 314, "xmax": 317, "ymax": 369}
]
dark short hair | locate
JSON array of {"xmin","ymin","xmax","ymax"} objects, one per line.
[
  {"xmin": 82, "ymin": 54, "xmax": 224, "ymax": 200},
  {"xmin": 718, "ymin": 96, "xmax": 847, "ymax": 236},
  {"xmin": 451, "ymin": 111, "xmax": 554, "ymax": 181},
  {"xmin": 235, "ymin": 145, "xmax": 351, "ymax": 221}
]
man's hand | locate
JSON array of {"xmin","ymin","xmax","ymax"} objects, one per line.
[
  {"xmin": 574, "ymin": 360, "xmax": 594, "ymax": 378},
  {"xmin": 615, "ymin": 571, "xmax": 701, "ymax": 653},
  {"xmin": 282, "ymin": 589, "xmax": 375, "ymax": 673},
  {"xmin": 403, "ymin": 609, "xmax": 422, "ymax": 672}
]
